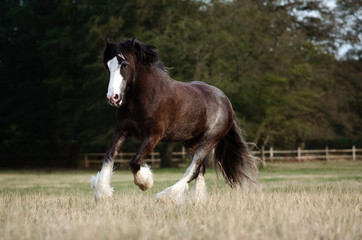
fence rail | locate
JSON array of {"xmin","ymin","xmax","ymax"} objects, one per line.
[
  {"xmin": 84, "ymin": 148, "xmax": 187, "ymax": 168},
  {"xmin": 84, "ymin": 146, "xmax": 361, "ymax": 168}
]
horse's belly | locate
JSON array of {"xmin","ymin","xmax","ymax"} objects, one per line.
[{"xmin": 161, "ymin": 121, "xmax": 205, "ymax": 142}]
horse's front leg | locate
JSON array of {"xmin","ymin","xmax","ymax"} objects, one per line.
[
  {"xmin": 129, "ymin": 137, "xmax": 159, "ymax": 191},
  {"xmin": 90, "ymin": 132, "xmax": 126, "ymax": 201}
]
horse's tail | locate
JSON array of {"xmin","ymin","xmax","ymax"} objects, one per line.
[{"xmin": 214, "ymin": 116, "xmax": 258, "ymax": 187}]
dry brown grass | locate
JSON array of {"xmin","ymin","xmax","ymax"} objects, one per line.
[{"xmin": 0, "ymin": 161, "xmax": 361, "ymax": 240}]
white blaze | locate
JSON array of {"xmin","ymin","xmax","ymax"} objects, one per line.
[{"xmin": 106, "ymin": 56, "xmax": 124, "ymax": 101}]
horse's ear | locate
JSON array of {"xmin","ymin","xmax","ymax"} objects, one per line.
[
  {"xmin": 105, "ymin": 37, "xmax": 111, "ymax": 46},
  {"xmin": 132, "ymin": 37, "xmax": 141, "ymax": 54}
]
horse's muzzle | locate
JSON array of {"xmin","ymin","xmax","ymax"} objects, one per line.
[{"xmin": 107, "ymin": 94, "xmax": 122, "ymax": 107}]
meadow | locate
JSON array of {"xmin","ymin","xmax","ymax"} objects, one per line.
[{"xmin": 0, "ymin": 161, "xmax": 361, "ymax": 240}]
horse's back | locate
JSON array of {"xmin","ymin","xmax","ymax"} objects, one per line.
[
  {"xmin": 188, "ymin": 81, "xmax": 229, "ymax": 102},
  {"xmin": 163, "ymin": 80, "xmax": 234, "ymax": 141}
]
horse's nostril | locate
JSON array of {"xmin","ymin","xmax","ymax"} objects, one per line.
[{"xmin": 113, "ymin": 94, "xmax": 119, "ymax": 100}]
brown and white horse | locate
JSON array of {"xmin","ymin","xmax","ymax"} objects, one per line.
[{"xmin": 91, "ymin": 38, "xmax": 258, "ymax": 202}]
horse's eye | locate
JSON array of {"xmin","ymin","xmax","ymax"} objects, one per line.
[{"xmin": 122, "ymin": 63, "xmax": 128, "ymax": 68}]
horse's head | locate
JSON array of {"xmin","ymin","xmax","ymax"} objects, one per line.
[{"xmin": 103, "ymin": 38, "xmax": 159, "ymax": 107}]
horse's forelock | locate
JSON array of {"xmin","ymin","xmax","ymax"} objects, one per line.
[
  {"xmin": 104, "ymin": 39, "xmax": 164, "ymax": 71},
  {"xmin": 103, "ymin": 41, "xmax": 119, "ymax": 63}
]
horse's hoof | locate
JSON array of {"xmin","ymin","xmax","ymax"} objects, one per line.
[
  {"xmin": 155, "ymin": 182, "xmax": 189, "ymax": 204},
  {"xmin": 133, "ymin": 164, "xmax": 153, "ymax": 191},
  {"xmin": 137, "ymin": 182, "xmax": 153, "ymax": 191},
  {"xmin": 90, "ymin": 170, "xmax": 114, "ymax": 201}
]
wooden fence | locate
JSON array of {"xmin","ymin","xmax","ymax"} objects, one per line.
[
  {"xmin": 84, "ymin": 148, "xmax": 187, "ymax": 169},
  {"xmin": 256, "ymin": 146, "xmax": 361, "ymax": 166},
  {"xmin": 84, "ymin": 146, "xmax": 361, "ymax": 168}
]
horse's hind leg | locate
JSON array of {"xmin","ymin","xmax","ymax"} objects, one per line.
[
  {"xmin": 190, "ymin": 162, "xmax": 207, "ymax": 202},
  {"xmin": 184, "ymin": 143, "xmax": 207, "ymax": 201},
  {"xmin": 155, "ymin": 140, "xmax": 213, "ymax": 203}
]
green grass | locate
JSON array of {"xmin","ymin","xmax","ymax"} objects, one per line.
[{"xmin": 0, "ymin": 161, "xmax": 361, "ymax": 240}]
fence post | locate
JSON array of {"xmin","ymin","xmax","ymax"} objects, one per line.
[
  {"xmin": 151, "ymin": 150, "xmax": 155, "ymax": 166},
  {"xmin": 325, "ymin": 146, "xmax": 329, "ymax": 161},
  {"xmin": 297, "ymin": 147, "xmax": 301, "ymax": 161},
  {"xmin": 182, "ymin": 146, "xmax": 186, "ymax": 161},
  {"xmin": 270, "ymin": 147, "xmax": 274, "ymax": 162},
  {"xmin": 352, "ymin": 145, "xmax": 356, "ymax": 161},
  {"xmin": 261, "ymin": 146, "xmax": 266, "ymax": 167},
  {"xmin": 119, "ymin": 151, "xmax": 123, "ymax": 161},
  {"xmin": 85, "ymin": 154, "xmax": 89, "ymax": 168}
]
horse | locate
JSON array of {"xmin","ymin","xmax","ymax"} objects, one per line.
[{"xmin": 90, "ymin": 38, "xmax": 258, "ymax": 202}]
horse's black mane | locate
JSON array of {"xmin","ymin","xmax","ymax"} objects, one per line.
[{"xmin": 104, "ymin": 38, "xmax": 165, "ymax": 71}]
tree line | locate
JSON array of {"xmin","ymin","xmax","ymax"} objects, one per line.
[{"xmin": 0, "ymin": 0, "xmax": 361, "ymax": 167}]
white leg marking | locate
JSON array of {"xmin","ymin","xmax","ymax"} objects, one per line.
[
  {"xmin": 156, "ymin": 174, "xmax": 207, "ymax": 204},
  {"xmin": 134, "ymin": 164, "xmax": 154, "ymax": 191},
  {"xmin": 190, "ymin": 174, "xmax": 207, "ymax": 202},
  {"xmin": 90, "ymin": 162, "xmax": 114, "ymax": 201},
  {"xmin": 155, "ymin": 179, "xmax": 189, "ymax": 204},
  {"xmin": 155, "ymin": 160, "xmax": 197, "ymax": 203}
]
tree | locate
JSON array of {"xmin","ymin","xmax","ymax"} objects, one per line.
[{"xmin": 1, "ymin": 0, "xmax": 361, "ymax": 168}]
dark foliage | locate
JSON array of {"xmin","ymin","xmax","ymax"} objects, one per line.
[{"xmin": 0, "ymin": 0, "xmax": 361, "ymax": 168}]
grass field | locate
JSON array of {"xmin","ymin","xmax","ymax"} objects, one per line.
[{"xmin": 0, "ymin": 161, "xmax": 361, "ymax": 240}]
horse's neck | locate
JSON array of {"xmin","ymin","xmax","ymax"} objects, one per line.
[
  {"xmin": 137, "ymin": 67, "xmax": 171, "ymax": 91},
  {"xmin": 128, "ymin": 66, "xmax": 172, "ymax": 100}
]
